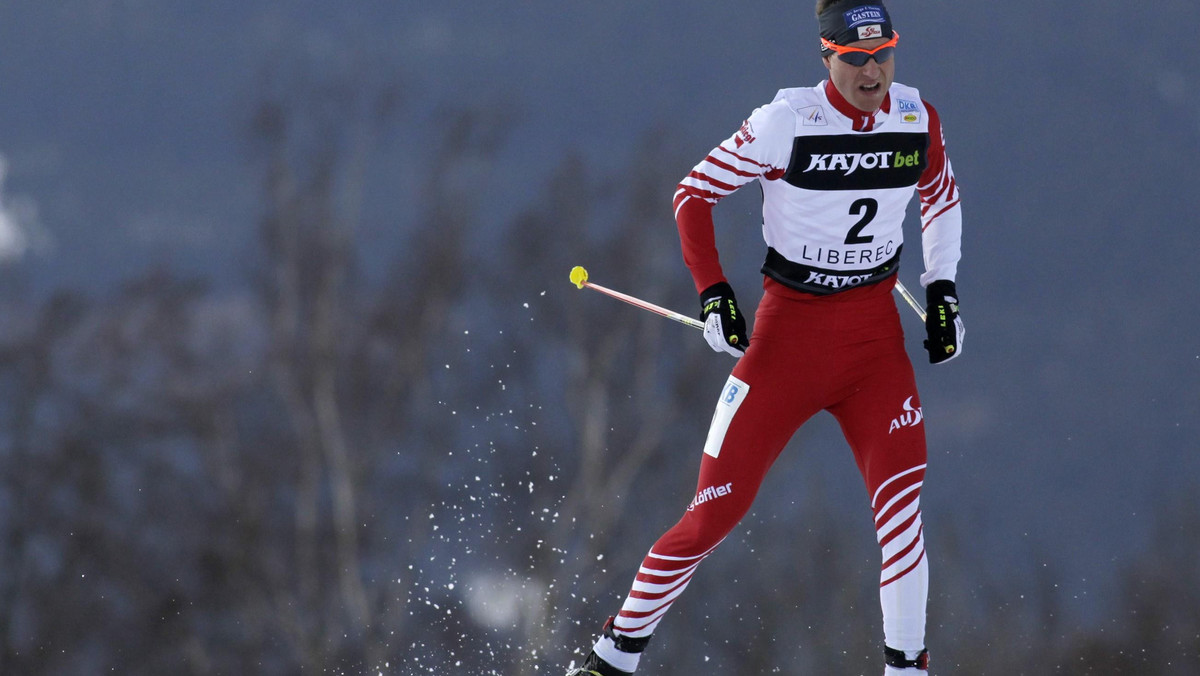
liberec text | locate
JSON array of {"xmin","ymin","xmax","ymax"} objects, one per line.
[{"xmin": 796, "ymin": 239, "xmax": 896, "ymax": 266}]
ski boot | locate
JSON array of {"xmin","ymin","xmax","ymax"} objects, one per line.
[
  {"xmin": 564, "ymin": 650, "xmax": 625, "ymax": 676},
  {"xmin": 564, "ymin": 616, "xmax": 650, "ymax": 676}
]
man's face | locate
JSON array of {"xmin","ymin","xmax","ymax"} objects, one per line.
[{"xmin": 823, "ymin": 36, "xmax": 895, "ymax": 113}]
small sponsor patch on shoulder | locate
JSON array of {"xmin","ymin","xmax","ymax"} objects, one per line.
[
  {"xmin": 799, "ymin": 105, "xmax": 828, "ymax": 126},
  {"xmin": 734, "ymin": 119, "xmax": 756, "ymax": 147}
]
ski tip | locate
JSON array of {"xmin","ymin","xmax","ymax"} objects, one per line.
[{"xmin": 569, "ymin": 266, "xmax": 589, "ymax": 289}]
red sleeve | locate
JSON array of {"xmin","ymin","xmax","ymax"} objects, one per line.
[{"xmin": 674, "ymin": 188, "xmax": 726, "ymax": 294}]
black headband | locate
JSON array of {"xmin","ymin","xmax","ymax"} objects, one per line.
[{"xmin": 819, "ymin": 2, "xmax": 893, "ymax": 54}]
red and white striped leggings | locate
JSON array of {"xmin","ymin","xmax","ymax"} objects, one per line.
[{"xmin": 602, "ymin": 278, "xmax": 929, "ymax": 663}]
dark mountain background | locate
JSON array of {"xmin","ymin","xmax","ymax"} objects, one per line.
[{"xmin": 0, "ymin": 1, "xmax": 1196, "ymax": 674}]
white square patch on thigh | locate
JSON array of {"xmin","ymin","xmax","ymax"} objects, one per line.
[{"xmin": 703, "ymin": 375, "xmax": 750, "ymax": 459}]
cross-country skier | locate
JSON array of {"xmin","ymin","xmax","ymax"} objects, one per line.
[{"xmin": 566, "ymin": 1, "xmax": 964, "ymax": 674}]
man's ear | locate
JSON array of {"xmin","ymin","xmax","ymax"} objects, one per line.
[{"xmin": 822, "ymin": 55, "xmax": 832, "ymax": 72}]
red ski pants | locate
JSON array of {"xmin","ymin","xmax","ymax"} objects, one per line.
[{"xmin": 611, "ymin": 278, "xmax": 929, "ymax": 651}]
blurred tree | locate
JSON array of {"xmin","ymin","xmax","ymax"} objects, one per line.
[
  {"xmin": 0, "ymin": 273, "xmax": 263, "ymax": 674},
  {"xmin": 493, "ymin": 136, "xmax": 718, "ymax": 676},
  {"xmin": 1063, "ymin": 498, "xmax": 1200, "ymax": 674}
]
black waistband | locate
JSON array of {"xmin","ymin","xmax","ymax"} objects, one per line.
[{"xmin": 761, "ymin": 245, "xmax": 901, "ymax": 296}]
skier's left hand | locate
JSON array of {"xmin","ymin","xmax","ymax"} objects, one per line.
[{"xmin": 924, "ymin": 280, "xmax": 964, "ymax": 364}]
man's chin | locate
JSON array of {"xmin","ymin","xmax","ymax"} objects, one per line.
[{"xmin": 853, "ymin": 88, "xmax": 886, "ymax": 111}]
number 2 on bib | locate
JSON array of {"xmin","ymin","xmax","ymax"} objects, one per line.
[{"xmin": 844, "ymin": 198, "xmax": 877, "ymax": 245}]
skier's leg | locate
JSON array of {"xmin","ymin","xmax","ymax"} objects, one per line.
[
  {"xmin": 585, "ymin": 329, "xmax": 822, "ymax": 673},
  {"xmin": 829, "ymin": 343, "xmax": 929, "ymax": 665}
]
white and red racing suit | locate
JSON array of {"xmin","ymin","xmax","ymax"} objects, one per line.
[{"xmin": 593, "ymin": 79, "xmax": 962, "ymax": 671}]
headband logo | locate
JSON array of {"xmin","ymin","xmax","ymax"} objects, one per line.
[
  {"xmin": 857, "ymin": 25, "xmax": 883, "ymax": 39},
  {"xmin": 844, "ymin": 6, "xmax": 887, "ymax": 29}
]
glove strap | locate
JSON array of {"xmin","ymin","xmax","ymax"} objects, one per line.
[
  {"xmin": 700, "ymin": 281, "xmax": 735, "ymax": 305},
  {"xmin": 925, "ymin": 279, "xmax": 957, "ymax": 305}
]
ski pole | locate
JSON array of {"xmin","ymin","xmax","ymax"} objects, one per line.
[
  {"xmin": 893, "ymin": 279, "xmax": 927, "ymax": 322},
  {"xmin": 569, "ymin": 265, "xmax": 926, "ymax": 326},
  {"xmin": 569, "ymin": 266, "xmax": 704, "ymax": 330}
]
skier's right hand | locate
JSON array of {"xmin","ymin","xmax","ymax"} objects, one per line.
[{"xmin": 700, "ymin": 281, "xmax": 748, "ymax": 358}]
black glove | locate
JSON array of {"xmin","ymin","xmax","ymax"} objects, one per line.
[
  {"xmin": 700, "ymin": 282, "xmax": 748, "ymax": 357},
  {"xmin": 924, "ymin": 280, "xmax": 964, "ymax": 364}
]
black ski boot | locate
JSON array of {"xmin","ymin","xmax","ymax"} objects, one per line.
[
  {"xmin": 564, "ymin": 650, "xmax": 627, "ymax": 676},
  {"xmin": 564, "ymin": 617, "xmax": 651, "ymax": 676}
]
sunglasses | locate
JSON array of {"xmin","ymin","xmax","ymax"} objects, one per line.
[{"xmin": 820, "ymin": 31, "xmax": 899, "ymax": 66}]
